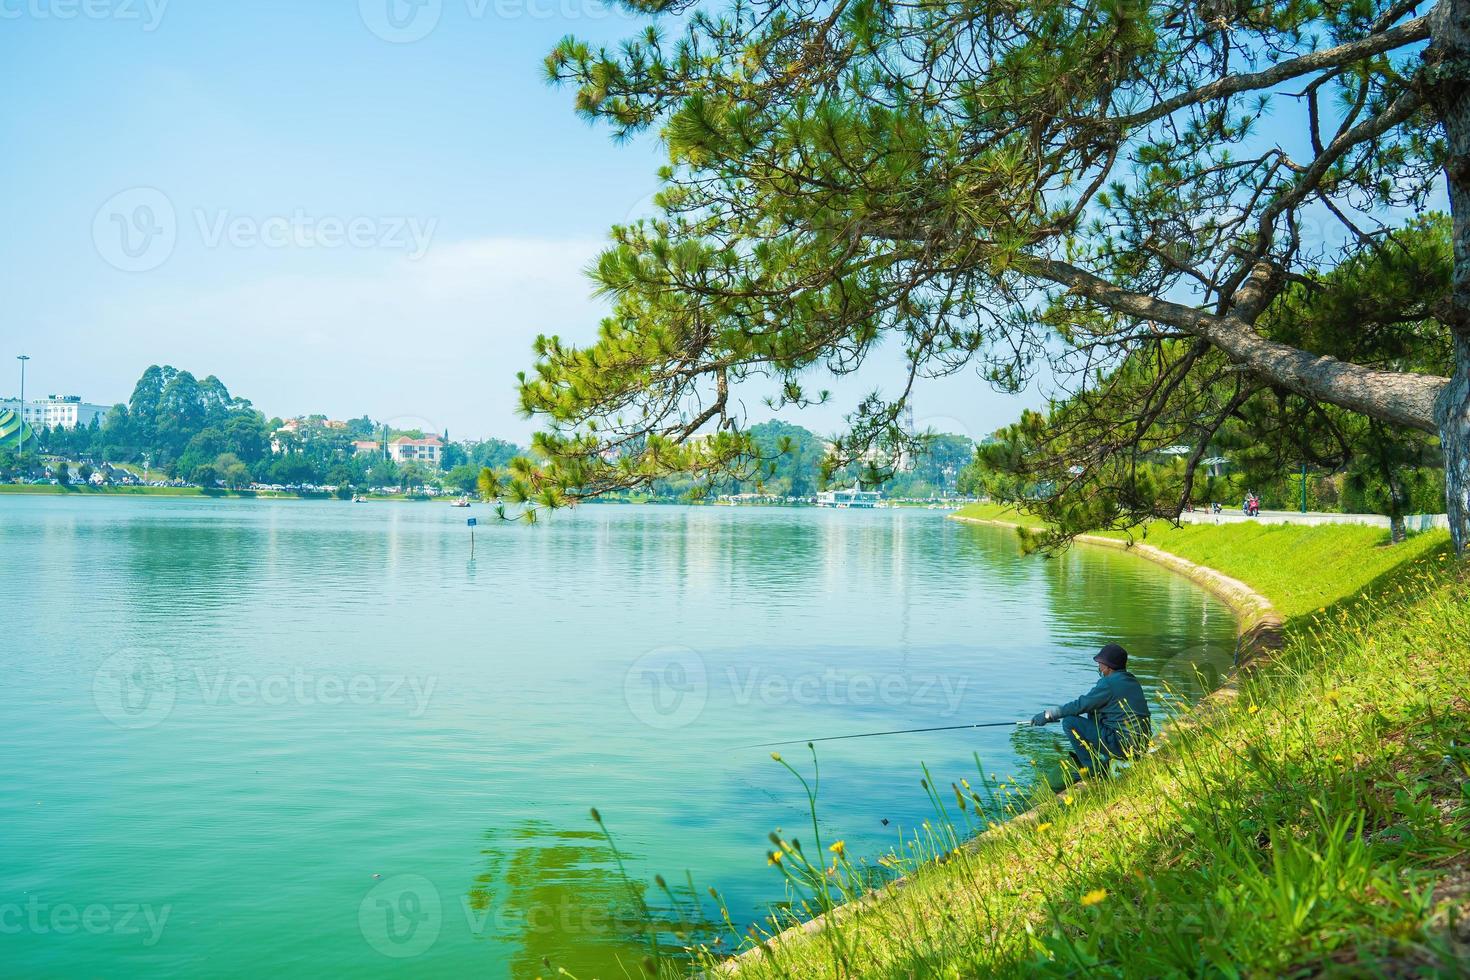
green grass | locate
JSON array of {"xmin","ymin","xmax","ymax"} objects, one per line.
[
  {"xmin": 952, "ymin": 501, "xmax": 1048, "ymax": 530},
  {"xmin": 0, "ymin": 483, "xmax": 213, "ymax": 497},
  {"xmin": 643, "ymin": 517, "xmax": 1470, "ymax": 978},
  {"xmin": 1107, "ymin": 521, "xmax": 1448, "ymax": 620},
  {"xmin": 953, "ymin": 502, "xmax": 1447, "ymax": 619}
]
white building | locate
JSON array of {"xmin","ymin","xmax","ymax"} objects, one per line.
[
  {"xmin": 269, "ymin": 416, "xmax": 350, "ymax": 453},
  {"xmin": 816, "ymin": 485, "xmax": 883, "ymax": 508},
  {"xmin": 0, "ymin": 395, "xmax": 109, "ymax": 431},
  {"xmin": 389, "ymin": 435, "xmax": 444, "ymax": 468}
]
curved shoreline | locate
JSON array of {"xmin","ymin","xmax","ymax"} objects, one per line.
[
  {"xmin": 713, "ymin": 514, "xmax": 1284, "ymax": 975},
  {"xmin": 955, "ymin": 516, "xmax": 1285, "ymax": 672}
]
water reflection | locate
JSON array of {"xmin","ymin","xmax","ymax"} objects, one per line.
[
  {"xmin": 0, "ymin": 498, "xmax": 1240, "ymax": 978},
  {"xmin": 469, "ymin": 821, "xmax": 724, "ymax": 976}
]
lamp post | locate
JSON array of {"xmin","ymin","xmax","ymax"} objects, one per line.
[{"xmin": 15, "ymin": 354, "xmax": 28, "ymax": 454}]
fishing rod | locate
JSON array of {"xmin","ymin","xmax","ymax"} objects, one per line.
[{"xmin": 741, "ymin": 720, "xmax": 1025, "ymax": 750}]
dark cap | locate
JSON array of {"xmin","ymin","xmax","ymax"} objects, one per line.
[{"xmin": 1094, "ymin": 643, "xmax": 1128, "ymax": 671}]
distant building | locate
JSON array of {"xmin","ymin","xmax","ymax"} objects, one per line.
[
  {"xmin": 815, "ymin": 485, "xmax": 883, "ymax": 508},
  {"xmin": 389, "ymin": 435, "xmax": 443, "ymax": 468},
  {"xmin": 0, "ymin": 395, "xmax": 109, "ymax": 431},
  {"xmin": 352, "ymin": 440, "xmax": 382, "ymax": 457},
  {"xmin": 270, "ymin": 416, "xmax": 352, "ymax": 453},
  {"xmin": 275, "ymin": 417, "xmax": 348, "ymax": 434}
]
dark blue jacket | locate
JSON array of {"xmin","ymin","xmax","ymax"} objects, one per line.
[{"xmin": 1056, "ymin": 670, "xmax": 1152, "ymax": 744}]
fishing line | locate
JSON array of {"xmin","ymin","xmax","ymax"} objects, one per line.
[{"xmin": 741, "ymin": 720, "xmax": 1025, "ymax": 750}]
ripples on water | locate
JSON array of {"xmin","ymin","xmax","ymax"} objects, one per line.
[{"xmin": 0, "ymin": 497, "xmax": 1237, "ymax": 977}]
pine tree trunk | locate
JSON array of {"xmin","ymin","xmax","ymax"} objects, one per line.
[
  {"xmin": 1442, "ymin": 335, "xmax": 1470, "ymax": 554},
  {"xmin": 1428, "ymin": 0, "xmax": 1470, "ymax": 556},
  {"xmin": 1386, "ymin": 451, "xmax": 1408, "ymax": 544}
]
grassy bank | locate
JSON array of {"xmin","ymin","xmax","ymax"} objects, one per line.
[
  {"xmin": 686, "ymin": 517, "xmax": 1467, "ymax": 977},
  {"xmin": 952, "ymin": 502, "xmax": 1447, "ymax": 619}
]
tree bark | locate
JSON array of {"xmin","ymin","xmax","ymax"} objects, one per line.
[
  {"xmin": 1027, "ymin": 256, "xmax": 1448, "ymax": 432},
  {"xmin": 1381, "ymin": 452, "xmax": 1409, "ymax": 544},
  {"xmin": 1427, "ymin": 0, "xmax": 1470, "ymax": 555},
  {"xmin": 1440, "ymin": 335, "xmax": 1470, "ymax": 554}
]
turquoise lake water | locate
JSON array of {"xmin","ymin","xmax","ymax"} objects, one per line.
[{"xmin": 0, "ymin": 497, "xmax": 1237, "ymax": 976}]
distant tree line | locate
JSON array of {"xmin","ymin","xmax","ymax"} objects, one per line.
[
  {"xmin": 638, "ymin": 420, "xmax": 976, "ymax": 501},
  {"xmin": 0, "ymin": 364, "xmax": 525, "ymax": 494},
  {"xmin": 1, "ymin": 365, "xmax": 980, "ymax": 502}
]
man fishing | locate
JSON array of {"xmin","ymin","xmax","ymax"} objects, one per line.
[{"xmin": 1031, "ymin": 643, "xmax": 1152, "ymax": 776}]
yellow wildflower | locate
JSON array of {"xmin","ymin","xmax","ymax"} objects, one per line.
[
  {"xmin": 768, "ymin": 851, "xmax": 782, "ymax": 865},
  {"xmin": 1248, "ymin": 705, "xmax": 1260, "ymax": 715},
  {"xmin": 1036, "ymin": 822, "xmax": 1053, "ymax": 833},
  {"xmin": 828, "ymin": 840, "xmax": 845, "ymax": 857},
  {"xmin": 1080, "ymin": 889, "xmax": 1108, "ymax": 907},
  {"xmin": 1062, "ymin": 795, "xmax": 1075, "ymax": 806}
]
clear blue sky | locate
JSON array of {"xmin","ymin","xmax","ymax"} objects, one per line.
[{"xmin": 0, "ymin": 0, "xmax": 1039, "ymax": 443}]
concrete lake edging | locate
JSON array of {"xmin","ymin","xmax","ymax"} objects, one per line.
[{"xmin": 710, "ymin": 514, "xmax": 1285, "ymax": 975}]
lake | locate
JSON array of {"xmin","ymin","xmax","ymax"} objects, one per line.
[{"xmin": 0, "ymin": 497, "xmax": 1237, "ymax": 976}]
